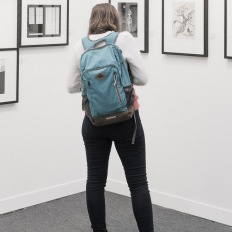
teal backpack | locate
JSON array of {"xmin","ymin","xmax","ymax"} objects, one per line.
[
  {"xmin": 80, "ymin": 32, "xmax": 136, "ymax": 143},
  {"xmin": 80, "ymin": 32, "xmax": 137, "ymax": 143}
]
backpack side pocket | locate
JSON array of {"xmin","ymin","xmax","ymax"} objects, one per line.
[{"xmin": 124, "ymin": 85, "xmax": 135, "ymax": 108}]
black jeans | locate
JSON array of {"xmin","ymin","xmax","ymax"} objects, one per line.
[{"xmin": 82, "ymin": 110, "xmax": 154, "ymax": 232}]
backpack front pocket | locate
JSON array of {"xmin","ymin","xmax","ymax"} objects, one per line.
[{"xmin": 82, "ymin": 65, "xmax": 127, "ymax": 118}]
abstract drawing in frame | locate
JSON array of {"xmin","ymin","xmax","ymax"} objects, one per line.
[
  {"xmin": 0, "ymin": 49, "xmax": 19, "ymax": 105},
  {"xmin": 109, "ymin": 0, "xmax": 149, "ymax": 53},
  {"xmin": 225, "ymin": 0, "xmax": 232, "ymax": 59},
  {"xmin": 18, "ymin": 0, "xmax": 69, "ymax": 47},
  {"xmin": 162, "ymin": 0, "xmax": 208, "ymax": 57},
  {"xmin": 0, "ymin": 0, "xmax": 18, "ymax": 49}
]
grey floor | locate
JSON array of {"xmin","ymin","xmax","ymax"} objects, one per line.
[{"xmin": 0, "ymin": 191, "xmax": 231, "ymax": 232}]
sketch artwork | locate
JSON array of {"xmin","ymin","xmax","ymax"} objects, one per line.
[
  {"xmin": 172, "ymin": 2, "xmax": 195, "ymax": 39},
  {"xmin": 118, "ymin": 3, "xmax": 138, "ymax": 37},
  {"xmin": 0, "ymin": 59, "xmax": 5, "ymax": 95},
  {"xmin": 27, "ymin": 5, "xmax": 61, "ymax": 38}
]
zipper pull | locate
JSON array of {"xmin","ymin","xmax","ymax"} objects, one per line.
[
  {"xmin": 113, "ymin": 72, "xmax": 117, "ymax": 84},
  {"xmin": 113, "ymin": 72, "xmax": 122, "ymax": 103}
]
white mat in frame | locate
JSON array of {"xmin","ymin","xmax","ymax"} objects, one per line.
[
  {"xmin": 0, "ymin": 0, "xmax": 18, "ymax": 49},
  {"xmin": 225, "ymin": 0, "xmax": 232, "ymax": 58}
]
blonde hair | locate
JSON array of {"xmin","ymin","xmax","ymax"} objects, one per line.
[{"xmin": 88, "ymin": 3, "xmax": 120, "ymax": 35}]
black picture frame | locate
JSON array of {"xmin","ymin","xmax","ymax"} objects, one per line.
[
  {"xmin": 225, "ymin": 0, "xmax": 232, "ymax": 59},
  {"xmin": 18, "ymin": 0, "xmax": 69, "ymax": 48},
  {"xmin": 109, "ymin": 0, "xmax": 149, "ymax": 53},
  {"xmin": 0, "ymin": 48, "xmax": 19, "ymax": 105},
  {"xmin": 162, "ymin": 0, "xmax": 208, "ymax": 57}
]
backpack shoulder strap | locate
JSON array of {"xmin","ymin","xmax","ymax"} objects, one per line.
[
  {"xmin": 104, "ymin": 32, "xmax": 119, "ymax": 45},
  {"xmin": 82, "ymin": 32, "xmax": 119, "ymax": 51},
  {"xmin": 82, "ymin": 37, "xmax": 94, "ymax": 51}
]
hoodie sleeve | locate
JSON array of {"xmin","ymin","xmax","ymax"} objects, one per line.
[
  {"xmin": 116, "ymin": 31, "xmax": 149, "ymax": 86},
  {"xmin": 66, "ymin": 40, "xmax": 84, "ymax": 93}
]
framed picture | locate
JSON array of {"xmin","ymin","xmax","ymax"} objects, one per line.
[
  {"xmin": 162, "ymin": 0, "xmax": 208, "ymax": 57},
  {"xmin": 18, "ymin": 0, "xmax": 69, "ymax": 47},
  {"xmin": 0, "ymin": 49, "xmax": 19, "ymax": 105},
  {"xmin": 109, "ymin": 0, "xmax": 149, "ymax": 53},
  {"xmin": 225, "ymin": 0, "xmax": 232, "ymax": 59},
  {"xmin": 0, "ymin": 0, "xmax": 18, "ymax": 49}
]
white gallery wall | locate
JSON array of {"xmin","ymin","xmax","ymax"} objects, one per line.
[
  {"xmin": 0, "ymin": 0, "xmax": 231, "ymax": 228},
  {"xmin": 0, "ymin": 0, "xmax": 105, "ymax": 215}
]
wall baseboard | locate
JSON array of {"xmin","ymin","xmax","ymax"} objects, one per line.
[
  {"xmin": 0, "ymin": 179, "xmax": 86, "ymax": 215},
  {"xmin": 105, "ymin": 178, "xmax": 232, "ymax": 227},
  {"xmin": 1, "ymin": 178, "xmax": 231, "ymax": 227}
]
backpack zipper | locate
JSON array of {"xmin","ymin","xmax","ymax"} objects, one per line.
[
  {"xmin": 81, "ymin": 64, "xmax": 118, "ymax": 78},
  {"xmin": 114, "ymin": 72, "xmax": 122, "ymax": 103},
  {"xmin": 80, "ymin": 44, "xmax": 121, "ymax": 60}
]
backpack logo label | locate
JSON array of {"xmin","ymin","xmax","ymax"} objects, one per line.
[{"xmin": 95, "ymin": 73, "xmax": 106, "ymax": 80}]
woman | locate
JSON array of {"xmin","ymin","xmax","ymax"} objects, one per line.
[{"xmin": 67, "ymin": 3, "xmax": 154, "ymax": 232}]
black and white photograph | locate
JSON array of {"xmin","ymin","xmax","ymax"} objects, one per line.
[
  {"xmin": 225, "ymin": 0, "xmax": 232, "ymax": 58},
  {"xmin": 172, "ymin": 2, "xmax": 195, "ymax": 39},
  {"xmin": 18, "ymin": 0, "xmax": 69, "ymax": 47},
  {"xmin": 110, "ymin": 0, "xmax": 149, "ymax": 53},
  {"xmin": 0, "ymin": 59, "xmax": 5, "ymax": 95},
  {"xmin": 0, "ymin": 59, "xmax": 5, "ymax": 94},
  {"xmin": 0, "ymin": 49, "xmax": 19, "ymax": 105},
  {"xmin": 118, "ymin": 3, "xmax": 138, "ymax": 37},
  {"xmin": 0, "ymin": 0, "xmax": 17, "ymax": 49},
  {"xmin": 27, "ymin": 5, "xmax": 61, "ymax": 38},
  {"xmin": 162, "ymin": 0, "xmax": 208, "ymax": 57}
]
